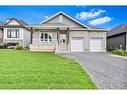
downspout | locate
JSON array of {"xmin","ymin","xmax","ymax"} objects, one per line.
[
  {"xmin": 57, "ymin": 28, "xmax": 59, "ymax": 44},
  {"xmin": 67, "ymin": 28, "xmax": 69, "ymax": 44},
  {"xmin": 30, "ymin": 28, "xmax": 33, "ymax": 44},
  {"xmin": 67, "ymin": 28, "xmax": 70, "ymax": 53}
]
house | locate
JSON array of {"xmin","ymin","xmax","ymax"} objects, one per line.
[
  {"xmin": 107, "ymin": 24, "xmax": 127, "ymax": 51},
  {"xmin": 0, "ymin": 18, "xmax": 31, "ymax": 48},
  {"xmin": 28, "ymin": 11, "xmax": 107, "ymax": 53},
  {"xmin": 0, "ymin": 22, "xmax": 4, "ymax": 43}
]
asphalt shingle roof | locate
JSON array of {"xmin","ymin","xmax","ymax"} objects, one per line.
[{"xmin": 107, "ymin": 24, "xmax": 127, "ymax": 37}]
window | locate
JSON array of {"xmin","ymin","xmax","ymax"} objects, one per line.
[
  {"xmin": 40, "ymin": 31, "xmax": 53, "ymax": 42},
  {"xmin": 7, "ymin": 29, "xmax": 19, "ymax": 38}
]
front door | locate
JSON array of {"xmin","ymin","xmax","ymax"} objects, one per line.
[{"xmin": 59, "ymin": 34, "xmax": 66, "ymax": 43}]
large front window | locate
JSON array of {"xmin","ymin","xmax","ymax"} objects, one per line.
[
  {"xmin": 40, "ymin": 31, "xmax": 53, "ymax": 42},
  {"xmin": 7, "ymin": 29, "xmax": 19, "ymax": 38}
]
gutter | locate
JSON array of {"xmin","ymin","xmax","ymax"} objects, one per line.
[
  {"xmin": 26, "ymin": 25, "xmax": 108, "ymax": 32},
  {"xmin": 70, "ymin": 28, "xmax": 109, "ymax": 32}
]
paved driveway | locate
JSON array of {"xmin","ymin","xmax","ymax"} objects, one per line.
[{"xmin": 60, "ymin": 52, "xmax": 127, "ymax": 89}]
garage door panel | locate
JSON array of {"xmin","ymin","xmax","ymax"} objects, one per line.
[
  {"xmin": 90, "ymin": 38, "xmax": 102, "ymax": 52},
  {"xmin": 71, "ymin": 37, "xmax": 84, "ymax": 52}
]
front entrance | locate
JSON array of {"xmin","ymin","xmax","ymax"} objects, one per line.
[
  {"xmin": 59, "ymin": 34, "xmax": 66, "ymax": 43},
  {"xmin": 59, "ymin": 30, "xmax": 67, "ymax": 44},
  {"xmin": 56, "ymin": 30, "xmax": 69, "ymax": 53}
]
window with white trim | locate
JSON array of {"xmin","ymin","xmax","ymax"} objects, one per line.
[
  {"xmin": 40, "ymin": 30, "xmax": 53, "ymax": 42},
  {"xmin": 7, "ymin": 29, "xmax": 19, "ymax": 38}
]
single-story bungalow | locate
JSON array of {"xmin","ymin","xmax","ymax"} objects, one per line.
[{"xmin": 28, "ymin": 11, "xmax": 107, "ymax": 53}]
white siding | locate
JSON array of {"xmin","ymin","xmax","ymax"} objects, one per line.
[
  {"xmin": 43, "ymin": 14, "xmax": 84, "ymax": 28},
  {"xmin": 59, "ymin": 15, "xmax": 63, "ymax": 23},
  {"xmin": 23, "ymin": 29, "xmax": 30, "ymax": 48}
]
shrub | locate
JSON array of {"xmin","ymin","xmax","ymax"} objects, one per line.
[
  {"xmin": 15, "ymin": 45, "xmax": 23, "ymax": 50},
  {"xmin": 112, "ymin": 49, "xmax": 127, "ymax": 56},
  {"xmin": 0, "ymin": 44, "xmax": 6, "ymax": 49}
]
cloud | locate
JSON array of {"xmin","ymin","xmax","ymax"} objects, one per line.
[
  {"xmin": 89, "ymin": 16, "xmax": 112, "ymax": 26},
  {"xmin": 76, "ymin": 9, "xmax": 106, "ymax": 20}
]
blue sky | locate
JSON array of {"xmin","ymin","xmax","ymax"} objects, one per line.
[{"xmin": 0, "ymin": 6, "xmax": 127, "ymax": 29}]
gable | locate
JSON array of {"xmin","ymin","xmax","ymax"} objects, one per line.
[
  {"xmin": 7, "ymin": 19, "xmax": 20, "ymax": 26},
  {"xmin": 42, "ymin": 13, "xmax": 88, "ymax": 28}
]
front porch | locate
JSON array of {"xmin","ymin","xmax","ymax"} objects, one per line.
[{"xmin": 30, "ymin": 27, "xmax": 70, "ymax": 53}]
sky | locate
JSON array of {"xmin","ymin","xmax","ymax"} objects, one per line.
[{"xmin": 0, "ymin": 6, "xmax": 127, "ymax": 29}]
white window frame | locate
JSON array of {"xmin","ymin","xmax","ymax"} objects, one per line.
[
  {"xmin": 7, "ymin": 28, "xmax": 20, "ymax": 38},
  {"xmin": 39, "ymin": 30, "xmax": 53, "ymax": 42}
]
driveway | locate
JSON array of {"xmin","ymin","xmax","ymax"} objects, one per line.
[{"xmin": 59, "ymin": 52, "xmax": 127, "ymax": 89}]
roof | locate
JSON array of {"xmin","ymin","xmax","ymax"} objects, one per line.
[
  {"xmin": 5, "ymin": 18, "xmax": 28, "ymax": 26},
  {"xmin": 40, "ymin": 11, "xmax": 91, "ymax": 29},
  {"xmin": 39, "ymin": 23, "xmax": 70, "ymax": 26},
  {"xmin": 28, "ymin": 23, "xmax": 73, "ymax": 28},
  {"xmin": 3, "ymin": 18, "xmax": 31, "ymax": 31},
  {"xmin": 107, "ymin": 24, "xmax": 127, "ymax": 37},
  {"xmin": 18, "ymin": 20, "xmax": 28, "ymax": 26},
  {"xmin": 87, "ymin": 25, "xmax": 106, "ymax": 30}
]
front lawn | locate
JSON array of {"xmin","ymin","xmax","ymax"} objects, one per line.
[{"xmin": 0, "ymin": 49, "xmax": 96, "ymax": 89}]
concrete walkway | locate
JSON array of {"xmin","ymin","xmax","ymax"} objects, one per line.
[{"xmin": 59, "ymin": 52, "xmax": 127, "ymax": 89}]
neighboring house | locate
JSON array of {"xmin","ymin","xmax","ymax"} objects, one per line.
[
  {"xmin": 0, "ymin": 22, "xmax": 4, "ymax": 43},
  {"xmin": 107, "ymin": 24, "xmax": 127, "ymax": 51},
  {"xmin": 2, "ymin": 18, "xmax": 31, "ymax": 48},
  {"xmin": 28, "ymin": 11, "xmax": 107, "ymax": 53}
]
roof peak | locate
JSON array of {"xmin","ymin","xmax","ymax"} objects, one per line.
[
  {"xmin": 5, "ymin": 18, "xmax": 28, "ymax": 26},
  {"xmin": 40, "ymin": 11, "xmax": 90, "ymax": 29}
]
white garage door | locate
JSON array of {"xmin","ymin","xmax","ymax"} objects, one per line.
[
  {"xmin": 90, "ymin": 38, "xmax": 102, "ymax": 52},
  {"xmin": 71, "ymin": 37, "xmax": 84, "ymax": 52}
]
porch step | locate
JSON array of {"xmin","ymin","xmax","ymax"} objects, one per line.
[{"xmin": 56, "ymin": 44, "xmax": 70, "ymax": 53}]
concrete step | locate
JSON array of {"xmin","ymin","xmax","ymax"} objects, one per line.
[
  {"xmin": 56, "ymin": 50, "xmax": 70, "ymax": 53},
  {"xmin": 56, "ymin": 44, "xmax": 69, "ymax": 53}
]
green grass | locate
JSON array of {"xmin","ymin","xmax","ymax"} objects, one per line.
[{"xmin": 0, "ymin": 49, "xmax": 96, "ymax": 89}]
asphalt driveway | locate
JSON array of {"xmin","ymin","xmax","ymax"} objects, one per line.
[{"xmin": 59, "ymin": 52, "xmax": 127, "ymax": 89}]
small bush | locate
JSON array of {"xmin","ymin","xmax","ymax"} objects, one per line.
[
  {"xmin": 15, "ymin": 45, "xmax": 23, "ymax": 50},
  {"xmin": 0, "ymin": 44, "xmax": 6, "ymax": 49},
  {"xmin": 112, "ymin": 49, "xmax": 127, "ymax": 56}
]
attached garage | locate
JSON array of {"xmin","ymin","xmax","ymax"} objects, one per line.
[
  {"xmin": 90, "ymin": 38, "xmax": 103, "ymax": 52},
  {"xmin": 71, "ymin": 37, "xmax": 84, "ymax": 52}
]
